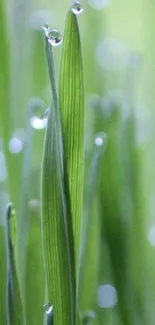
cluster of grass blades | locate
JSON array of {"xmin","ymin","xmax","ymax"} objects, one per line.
[
  {"xmin": 1, "ymin": 1, "xmax": 155, "ymax": 325},
  {"xmin": 0, "ymin": 4, "xmax": 86, "ymax": 325},
  {"xmin": 41, "ymin": 8, "xmax": 84, "ymax": 325}
]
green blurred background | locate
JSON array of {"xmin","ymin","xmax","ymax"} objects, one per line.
[{"xmin": 1, "ymin": 0, "xmax": 155, "ymax": 324}]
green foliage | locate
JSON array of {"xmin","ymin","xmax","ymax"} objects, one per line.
[
  {"xmin": 1, "ymin": 1, "xmax": 155, "ymax": 325},
  {"xmin": 6, "ymin": 204, "xmax": 24, "ymax": 325},
  {"xmin": 59, "ymin": 11, "xmax": 84, "ymax": 277}
]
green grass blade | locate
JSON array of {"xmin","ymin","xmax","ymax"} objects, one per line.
[
  {"xmin": 6, "ymin": 204, "xmax": 24, "ymax": 325},
  {"xmin": 25, "ymin": 210, "xmax": 45, "ymax": 325},
  {"xmin": 98, "ymin": 108, "xmax": 133, "ymax": 325},
  {"xmin": 0, "ymin": 226, "xmax": 7, "ymax": 325},
  {"xmin": 41, "ymin": 36, "xmax": 76, "ymax": 325},
  {"xmin": 79, "ymin": 145, "xmax": 105, "ymax": 313},
  {"xmin": 0, "ymin": 140, "xmax": 7, "ymax": 325},
  {"xmin": 59, "ymin": 10, "xmax": 84, "ymax": 276}
]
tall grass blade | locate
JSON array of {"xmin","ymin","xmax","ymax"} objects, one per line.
[
  {"xmin": 6, "ymin": 203, "xmax": 24, "ymax": 325},
  {"xmin": 41, "ymin": 35, "xmax": 76, "ymax": 325},
  {"xmin": 98, "ymin": 107, "xmax": 133, "ymax": 325},
  {"xmin": 0, "ymin": 227, "xmax": 7, "ymax": 325},
  {"xmin": 79, "ymin": 144, "xmax": 105, "ymax": 313},
  {"xmin": 59, "ymin": 10, "xmax": 84, "ymax": 277},
  {"xmin": 0, "ymin": 140, "xmax": 8, "ymax": 325}
]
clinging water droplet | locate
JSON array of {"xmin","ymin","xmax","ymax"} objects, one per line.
[
  {"xmin": 44, "ymin": 304, "xmax": 53, "ymax": 315},
  {"xmin": 8, "ymin": 129, "xmax": 26, "ymax": 154},
  {"xmin": 71, "ymin": 1, "xmax": 83, "ymax": 15},
  {"xmin": 30, "ymin": 116, "xmax": 47, "ymax": 130},
  {"xmin": 9, "ymin": 137, "xmax": 23, "ymax": 154},
  {"xmin": 94, "ymin": 132, "xmax": 107, "ymax": 147},
  {"xmin": 95, "ymin": 137, "xmax": 103, "ymax": 146},
  {"xmin": 98, "ymin": 284, "xmax": 118, "ymax": 308},
  {"xmin": 29, "ymin": 98, "xmax": 47, "ymax": 130},
  {"xmin": 46, "ymin": 29, "xmax": 62, "ymax": 46}
]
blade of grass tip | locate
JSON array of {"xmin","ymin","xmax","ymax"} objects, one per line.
[
  {"xmin": 6, "ymin": 203, "xmax": 24, "ymax": 325},
  {"xmin": 59, "ymin": 10, "xmax": 84, "ymax": 281},
  {"xmin": 41, "ymin": 35, "xmax": 76, "ymax": 325}
]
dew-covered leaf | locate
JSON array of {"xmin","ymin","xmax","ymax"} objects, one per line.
[
  {"xmin": 59, "ymin": 10, "xmax": 84, "ymax": 276},
  {"xmin": 41, "ymin": 35, "xmax": 76, "ymax": 325}
]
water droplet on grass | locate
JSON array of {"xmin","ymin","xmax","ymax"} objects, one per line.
[
  {"xmin": 98, "ymin": 284, "xmax": 118, "ymax": 308},
  {"xmin": 71, "ymin": 1, "xmax": 83, "ymax": 15},
  {"xmin": 29, "ymin": 98, "xmax": 47, "ymax": 130},
  {"xmin": 95, "ymin": 137, "xmax": 103, "ymax": 147},
  {"xmin": 9, "ymin": 137, "xmax": 23, "ymax": 154},
  {"xmin": 95, "ymin": 132, "xmax": 107, "ymax": 147},
  {"xmin": 46, "ymin": 29, "xmax": 62, "ymax": 46},
  {"xmin": 31, "ymin": 116, "xmax": 47, "ymax": 129},
  {"xmin": 44, "ymin": 304, "xmax": 53, "ymax": 315},
  {"xmin": 8, "ymin": 129, "xmax": 26, "ymax": 154}
]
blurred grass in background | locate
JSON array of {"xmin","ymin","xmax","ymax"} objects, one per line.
[{"xmin": 1, "ymin": 0, "xmax": 155, "ymax": 324}]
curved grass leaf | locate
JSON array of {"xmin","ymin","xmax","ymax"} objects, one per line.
[
  {"xmin": 41, "ymin": 37, "xmax": 76, "ymax": 325},
  {"xmin": 59, "ymin": 10, "xmax": 84, "ymax": 278},
  {"xmin": 6, "ymin": 203, "xmax": 24, "ymax": 325}
]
